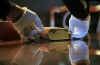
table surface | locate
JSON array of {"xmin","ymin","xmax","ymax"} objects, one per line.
[{"xmin": 0, "ymin": 33, "xmax": 100, "ymax": 65}]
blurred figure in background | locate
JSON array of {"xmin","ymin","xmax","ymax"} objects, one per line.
[
  {"xmin": 62, "ymin": 0, "xmax": 91, "ymax": 39},
  {"xmin": 0, "ymin": 0, "xmax": 47, "ymax": 42},
  {"xmin": 62, "ymin": 0, "xmax": 90, "ymax": 65},
  {"xmin": 7, "ymin": 5, "xmax": 44, "ymax": 41}
]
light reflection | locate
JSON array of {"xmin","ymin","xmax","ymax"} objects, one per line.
[
  {"xmin": 69, "ymin": 40, "xmax": 89, "ymax": 65},
  {"xmin": 95, "ymin": 50, "xmax": 100, "ymax": 55}
]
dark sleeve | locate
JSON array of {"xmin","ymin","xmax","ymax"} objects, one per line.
[{"xmin": 62, "ymin": 0, "xmax": 89, "ymax": 19}]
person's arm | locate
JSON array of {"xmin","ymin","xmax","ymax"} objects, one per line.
[
  {"xmin": 31, "ymin": 13, "xmax": 43, "ymax": 33},
  {"xmin": 24, "ymin": 8, "xmax": 43, "ymax": 33}
]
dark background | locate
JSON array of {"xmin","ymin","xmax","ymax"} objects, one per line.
[
  {"xmin": 12, "ymin": 0, "xmax": 64, "ymax": 26},
  {"xmin": 12, "ymin": 0, "xmax": 100, "ymax": 32}
]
